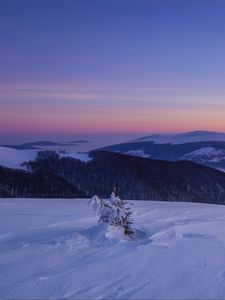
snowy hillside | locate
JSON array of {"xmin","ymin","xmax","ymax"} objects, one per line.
[
  {"xmin": 1, "ymin": 199, "xmax": 225, "ymax": 299},
  {"xmin": 0, "ymin": 147, "xmax": 91, "ymax": 170},
  {"xmin": 182, "ymin": 147, "xmax": 225, "ymax": 163},
  {"xmin": 100, "ymin": 139, "xmax": 225, "ymax": 172},
  {"xmin": 0, "ymin": 146, "xmax": 37, "ymax": 170}
]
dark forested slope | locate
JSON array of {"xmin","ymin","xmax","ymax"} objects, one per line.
[
  {"xmin": 19, "ymin": 150, "xmax": 225, "ymax": 204},
  {"xmin": 0, "ymin": 165, "xmax": 86, "ymax": 198}
]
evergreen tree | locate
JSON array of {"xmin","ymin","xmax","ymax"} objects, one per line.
[{"xmin": 89, "ymin": 192, "xmax": 135, "ymax": 239}]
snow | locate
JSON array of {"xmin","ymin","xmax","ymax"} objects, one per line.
[
  {"xmin": 183, "ymin": 147, "xmax": 225, "ymax": 163},
  {"xmin": 1, "ymin": 199, "xmax": 225, "ymax": 299},
  {"xmin": 186, "ymin": 146, "xmax": 220, "ymax": 155},
  {"xmin": 57, "ymin": 150, "xmax": 92, "ymax": 162},
  {"xmin": 125, "ymin": 149, "xmax": 151, "ymax": 158},
  {"xmin": 0, "ymin": 147, "xmax": 91, "ymax": 170},
  {"xmin": 132, "ymin": 130, "xmax": 225, "ymax": 144},
  {"xmin": 0, "ymin": 146, "xmax": 37, "ymax": 170}
]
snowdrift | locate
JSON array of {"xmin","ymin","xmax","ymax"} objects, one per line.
[{"xmin": 1, "ymin": 199, "xmax": 225, "ymax": 299}]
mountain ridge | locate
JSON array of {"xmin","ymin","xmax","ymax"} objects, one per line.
[{"xmin": 131, "ymin": 130, "xmax": 225, "ymax": 144}]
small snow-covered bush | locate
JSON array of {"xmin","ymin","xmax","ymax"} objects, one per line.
[{"xmin": 89, "ymin": 192, "xmax": 134, "ymax": 239}]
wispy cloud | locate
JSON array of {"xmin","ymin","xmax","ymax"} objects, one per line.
[{"xmin": 1, "ymin": 81, "xmax": 225, "ymax": 134}]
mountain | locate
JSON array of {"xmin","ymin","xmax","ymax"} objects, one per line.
[
  {"xmin": 66, "ymin": 140, "xmax": 89, "ymax": 144},
  {"xmin": 2, "ymin": 140, "xmax": 91, "ymax": 150},
  {"xmin": 2, "ymin": 146, "xmax": 225, "ymax": 203},
  {"xmin": 18, "ymin": 150, "xmax": 225, "ymax": 204},
  {"xmin": 20, "ymin": 141, "xmax": 65, "ymax": 147},
  {"xmin": 2, "ymin": 141, "xmax": 65, "ymax": 150},
  {"xmin": 132, "ymin": 130, "xmax": 225, "ymax": 144},
  {"xmin": 98, "ymin": 131, "xmax": 225, "ymax": 171}
]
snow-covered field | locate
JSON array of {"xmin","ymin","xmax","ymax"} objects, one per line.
[{"xmin": 1, "ymin": 199, "xmax": 225, "ymax": 299}]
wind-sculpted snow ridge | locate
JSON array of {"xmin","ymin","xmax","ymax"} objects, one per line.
[{"xmin": 2, "ymin": 199, "xmax": 225, "ymax": 299}]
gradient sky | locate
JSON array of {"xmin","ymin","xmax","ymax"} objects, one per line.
[{"xmin": 1, "ymin": 0, "xmax": 225, "ymax": 140}]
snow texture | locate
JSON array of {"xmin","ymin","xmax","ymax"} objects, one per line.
[
  {"xmin": 57, "ymin": 150, "xmax": 92, "ymax": 162},
  {"xmin": 1, "ymin": 199, "xmax": 225, "ymax": 299},
  {"xmin": 125, "ymin": 150, "xmax": 151, "ymax": 158},
  {"xmin": 183, "ymin": 147, "xmax": 225, "ymax": 163}
]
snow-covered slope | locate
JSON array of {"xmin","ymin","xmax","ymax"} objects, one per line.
[
  {"xmin": 0, "ymin": 147, "xmax": 37, "ymax": 170},
  {"xmin": 100, "ymin": 137, "xmax": 225, "ymax": 172},
  {"xmin": 0, "ymin": 147, "xmax": 91, "ymax": 169},
  {"xmin": 183, "ymin": 147, "xmax": 225, "ymax": 163},
  {"xmin": 1, "ymin": 198, "xmax": 225, "ymax": 299},
  {"xmin": 132, "ymin": 130, "xmax": 225, "ymax": 144}
]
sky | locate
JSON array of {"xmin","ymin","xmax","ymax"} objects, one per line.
[{"xmin": 1, "ymin": 0, "xmax": 225, "ymax": 143}]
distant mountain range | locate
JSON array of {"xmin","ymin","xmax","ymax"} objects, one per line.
[
  {"xmin": 1, "ymin": 131, "xmax": 225, "ymax": 203},
  {"xmin": 66, "ymin": 140, "xmax": 89, "ymax": 144},
  {"xmin": 2, "ymin": 140, "xmax": 90, "ymax": 150},
  {"xmin": 131, "ymin": 130, "xmax": 225, "ymax": 144},
  {"xmin": 98, "ymin": 131, "xmax": 225, "ymax": 171}
]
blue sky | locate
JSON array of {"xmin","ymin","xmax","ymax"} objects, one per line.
[{"xmin": 0, "ymin": 0, "xmax": 225, "ymax": 140}]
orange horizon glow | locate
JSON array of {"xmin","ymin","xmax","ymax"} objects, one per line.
[
  {"xmin": 1, "ymin": 81, "xmax": 225, "ymax": 136},
  {"xmin": 1, "ymin": 106, "xmax": 225, "ymax": 135}
]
